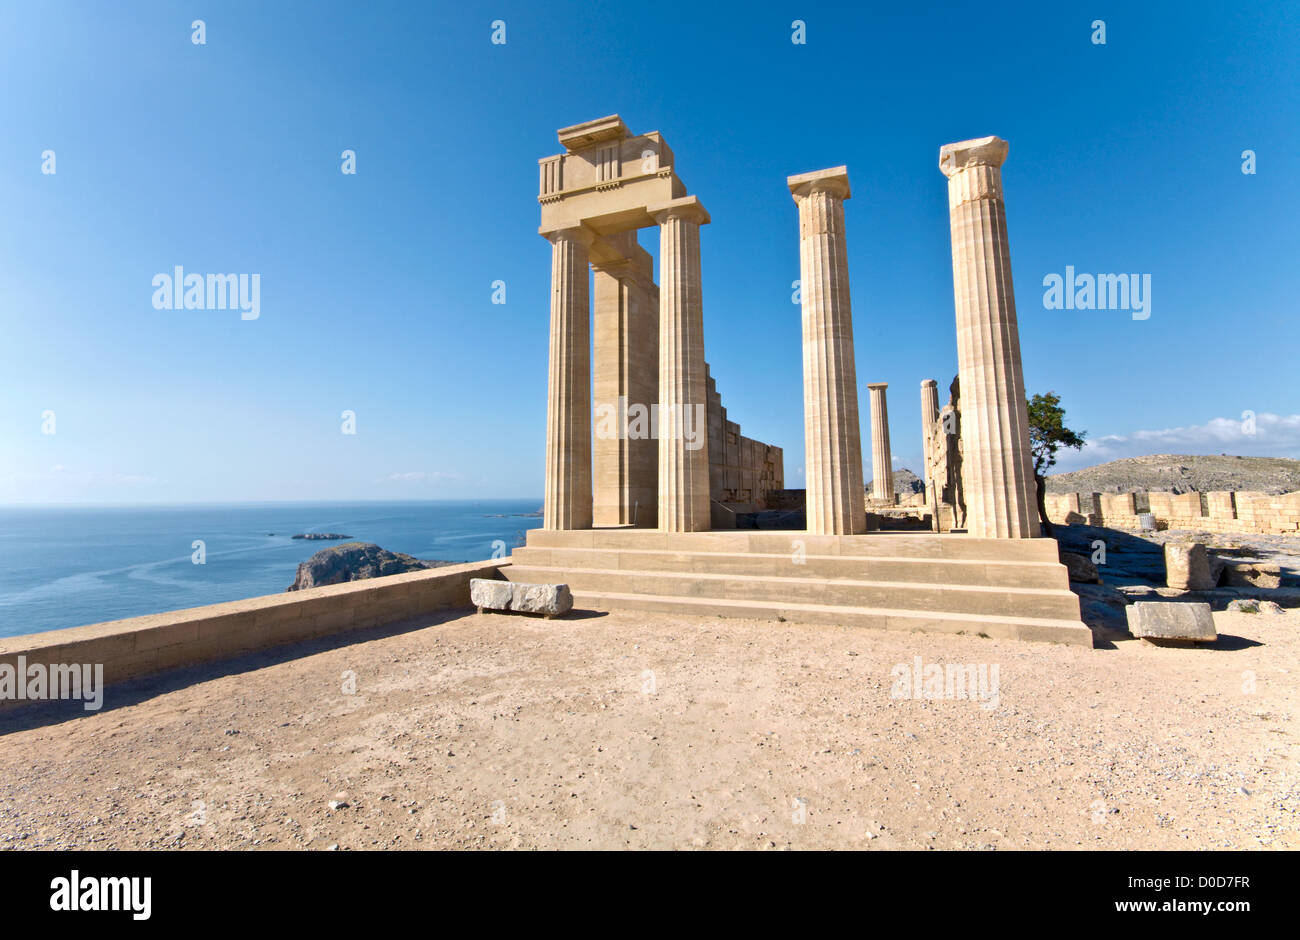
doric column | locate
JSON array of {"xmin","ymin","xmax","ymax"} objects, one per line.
[
  {"xmin": 939, "ymin": 136, "xmax": 1039, "ymax": 538},
  {"xmin": 920, "ymin": 378, "xmax": 940, "ymax": 486},
  {"xmin": 592, "ymin": 234, "xmax": 659, "ymax": 527},
  {"xmin": 866, "ymin": 383, "xmax": 893, "ymax": 502},
  {"xmin": 542, "ymin": 225, "xmax": 594, "ymax": 530},
  {"xmin": 650, "ymin": 196, "xmax": 711, "ymax": 532},
  {"xmin": 788, "ymin": 167, "xmax": 865, "ymax": 535}
]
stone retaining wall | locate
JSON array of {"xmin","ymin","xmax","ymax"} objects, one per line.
[
  {"xmin": 0, "ymin": 559, "xmax": 507, "ymax": 711},
  {"xmin": 1045, "ymin": 489, "xmax": 1300, "ymax": 535}
]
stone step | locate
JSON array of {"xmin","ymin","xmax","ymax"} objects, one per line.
[
  {"xmin": 510, "ymin": 546, "xmax": 1067, "ymax": 589},
  {"xmin": 569, "ymin": 590, "xmax": 1093, "ymax": 647},
  {"xmin": 524, "ymin": 528, "xmax": 1056, "ymax": 562},
  {"xmin": 504, "ymin": 564, "xmax": 1081, "ymax": 621}
]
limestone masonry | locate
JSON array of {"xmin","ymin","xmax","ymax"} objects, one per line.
[
  {"xmin": 1045, "ymin": 489, "xmax": 1300, "ymax": 535},
  {"xmin": 528, "ymin": 116, "xmax": 1089, "ymax": 646}
]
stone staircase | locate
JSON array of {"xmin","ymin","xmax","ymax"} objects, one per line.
[{"xmin": 506, "ymin": 529, "xmax": 1091, "ymax": 646}]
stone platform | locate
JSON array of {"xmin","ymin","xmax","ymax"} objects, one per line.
[{"xmin": 508, "ymin": 529, "xmax": 1092, "ymax": 647}]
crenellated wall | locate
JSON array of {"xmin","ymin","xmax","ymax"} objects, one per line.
[{"xmin": 1044, "ymin": 490, "xmax": 1300, "ymax": 535}]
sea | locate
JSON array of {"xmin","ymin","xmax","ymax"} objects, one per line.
[{"xmin": 0, "ymin": 500, "xmax": 544, "ymax": 639}]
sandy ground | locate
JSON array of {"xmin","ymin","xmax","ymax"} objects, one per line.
[{"xmin": 1, "ymin": 606, "xmax": 1296, "ymax": 850}]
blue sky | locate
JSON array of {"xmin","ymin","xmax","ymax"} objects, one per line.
[{"xmin": 1, "ymin": 0, "xmax": 1296, "ymax": 503}]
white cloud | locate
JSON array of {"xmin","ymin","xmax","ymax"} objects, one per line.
[{"xmin": 1053, "ymin": 413, "xmax": 1300, "ymax": 471}]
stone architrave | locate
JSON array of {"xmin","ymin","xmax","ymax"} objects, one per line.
[
  {"xmin": 939, "ymin": 136, "xmax": 1039, "ymax": 539},
  {"xmin": 789, "ymin": 166, "xmax": 865, "ymax": 535}
]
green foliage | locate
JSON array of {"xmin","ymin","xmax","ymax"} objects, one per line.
[{"xmin": 1028, "ymin": 392, "xmax": 1086, "ymax": 477}]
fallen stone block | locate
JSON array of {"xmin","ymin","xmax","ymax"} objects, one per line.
[
  {"xmin": 1231, "ymin": 599, "xmax": 1286, "ymax": 615},
  {"xmin": 510, "ymin": 582, "xmax": 573, "ymax": 618},
  {"xmin": 1126, "ymin": 602, "xmax": 1217, "ymax": 643},
  {"xmin": 1060, "ymin": 551, "xmax": 1100, "ymax": 584},
  {"xmin": 470, "ymin": 578, "xmax": 515, "ymax": 612},
  {"xmin": 1223, "ymin": 562, "xmax": 1282, "ymax": 590},
  {"xmin": 1165, "ymin": 542, "xmax": 1215, "ymax": 590}
]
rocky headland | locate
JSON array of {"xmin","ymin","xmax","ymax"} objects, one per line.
[{"xmin": 287, "ymin": 542, "xmax": 457, "ymax": 591}]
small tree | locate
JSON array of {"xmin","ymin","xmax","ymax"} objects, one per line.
[{"xmin": 1027, "ymin": 392, "xmax": 1086, "ymax": 536}]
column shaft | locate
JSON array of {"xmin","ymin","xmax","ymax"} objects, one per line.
[
  {"xmin": 790, "ymin": 168, "xmax": 865, "ymax": 535},
  {"xmin": 867, "ymin": 383, "xmax": 893, "ymax": 502},
  {"xmin": 543, "ymin": 228, "xmax": 593, "ymax": 530},
  {"xmin": 940, "ymin": 137, "xmax": 1039, "ymax": 538},
  {"xmin": 654, "ymin": 199, "xmax": 711, "ymax": 532},
  {"xmin": 920, "ymin": 379, "xmax": 940, "ymax": 487}
]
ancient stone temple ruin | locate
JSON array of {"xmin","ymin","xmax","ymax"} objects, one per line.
[{"xmin": 507, "ymin": 116, "xmax": 1090, "ymax": 646}]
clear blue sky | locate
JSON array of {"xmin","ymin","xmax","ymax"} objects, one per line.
[{"xmin": 1, "ymin": 0, "xmax": 1296, "ymax": 503}]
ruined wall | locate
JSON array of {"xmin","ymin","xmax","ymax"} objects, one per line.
[
  {"xmin": 706, "ymin": 365, "xmax": 784, "ymax": 508},
  {"xmin": 1044, "ymin": 490, "xmax": 1300, "ymax": 535}
]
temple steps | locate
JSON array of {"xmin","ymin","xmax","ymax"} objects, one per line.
[
  {"xmin": 510, "ymin": 546, "xmax": 1067, "ymax": 589},
  {"xmin": 560, "ymin": 590, "xmax": 1092, "ymax": 646},
  {"xmin": 505, "ymin": 529, "xmax": 1092, "ymax": 647}
]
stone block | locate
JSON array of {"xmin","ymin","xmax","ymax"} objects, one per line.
[
  {"xmin": 1226, "ymin": 598, "xmax": 1285, "ymax": 614},
  {"xmin": 1165, "ymin": 542, "xmax": 1215, "ymax": 590},
  {"xmin": 1126, "ymin": 602, "xmax": 1217, "ymax": 642},
  {"xmin": 470, "ymin": 578, "xmax": 515, "ymax": 611},
  {"xmin": 510, "ymin": 582, "xmax": 574, "ymax": 617},
  {"xmin": 1060, "ymin": 551, "xmax": 1100, "ymax": 583}
]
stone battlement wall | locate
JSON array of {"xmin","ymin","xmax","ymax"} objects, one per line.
[
  {"xmin": 0, "ymin": 559, "xmax": 506, "ymax": 711},
  {"xmin": 1044, "ymin": 490, "xmax": 1300, "ymax": 535}
]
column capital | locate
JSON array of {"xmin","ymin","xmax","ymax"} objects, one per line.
[
  {"xmin": 866, "ymin": 382, "xmax": 889, "ymax": 391},
  {"xmin": 788, "ymin": 166, "xmax": 851, "ymax": 201},
  {"xmin": 648, "ymin": 195, "xmax": 710, "ymax": 226},
  {"xmin": 921, "ymin": 378, "xmax": 938, "ymax": 388},
  {"xmin": 540, "ymin": 223, "xmax": 597, "ymax": 247},
  {"xmin": 939, "ymin": 136, "xmax": 1008, "ymax": 178}
]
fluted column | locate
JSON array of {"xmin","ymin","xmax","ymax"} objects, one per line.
[
  {"xmin": 650, "ymin": 197, "xmax": 711, "ymax": 532},
  {"xmin": 543, "ymin": 225, "xmax": 594, "ymax": 530},
  {"xmin": 920, "ymin": 378, "xmax": 940, "ymax": 486},
  {"xmin": 789, "ymin": 167, "xmax": 865, "ymax": 534},
  {"xmin": 939, "ymin": 136, "xmax": 1039, "ymax": 538},
  {"xmin": 867, "ymin": 383, "xmax": 893, "ymax": 502}
]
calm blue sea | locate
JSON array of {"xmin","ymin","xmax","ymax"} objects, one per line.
[{"xmin": 0, "ymin": 500, "xmax": 543, "ymax": 639}]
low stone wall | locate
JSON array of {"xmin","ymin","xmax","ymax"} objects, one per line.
[
  {"xmin": 1045, "ymin": 489, "xmax": 1300, "ymax": 535},
  {"xmin": 0, "ymin": 559, "xmax": 507, "ymax": 711}
]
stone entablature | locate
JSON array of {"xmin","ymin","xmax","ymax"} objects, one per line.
[{"xmin": 1045, "ymin": 490, "xmax": 1300, "ymax": 535}]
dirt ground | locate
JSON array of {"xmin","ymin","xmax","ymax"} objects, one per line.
[{"xmin": 1, "ymin": 606, "xmax": 1296, "ymax": 850}]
